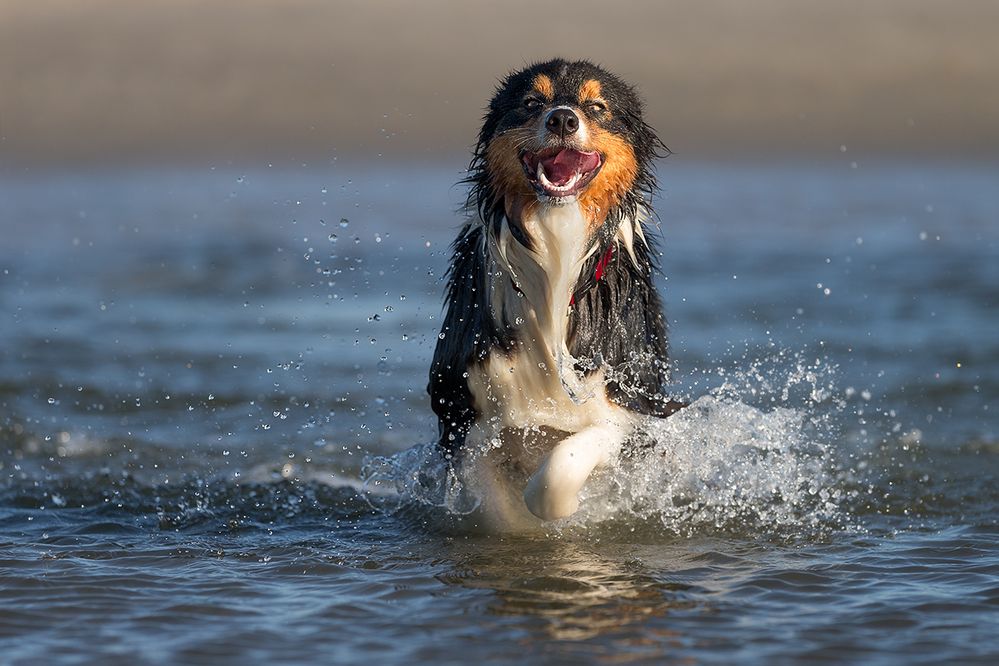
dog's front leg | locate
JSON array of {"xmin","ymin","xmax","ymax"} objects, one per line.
[{"xmin": 523, "ymin": 422, "xmax": 624, "ymax": 521}]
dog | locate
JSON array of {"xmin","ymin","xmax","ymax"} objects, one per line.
[{"xmin": 429, "ymin": 59, "xmax": 684, "ymax": 529}]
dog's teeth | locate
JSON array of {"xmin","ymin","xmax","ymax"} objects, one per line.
[{"xmin": 537, "ymin": 163, "xmax": 584, "ymax": 196}]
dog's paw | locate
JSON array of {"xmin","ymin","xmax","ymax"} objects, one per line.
[
  {"xmin": 524, "ymin": 481, "xmax": 579, "ymax": 521},
  {"xmin": 523, "ymin": 453, "xmax": 582, "ymax": 521}
]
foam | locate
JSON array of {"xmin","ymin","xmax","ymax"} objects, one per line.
[{"xmin": 362, "ymin": 350, "xmax": 852, "ymax": 535}]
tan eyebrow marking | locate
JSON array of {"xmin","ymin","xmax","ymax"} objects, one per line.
[
  {"xmin": 579, "ymin": 79, "xmax": 603, "ymax": 103},
  {"xmin": 532, "ymin": 74, "xmax": 554, "ymax": 100}
]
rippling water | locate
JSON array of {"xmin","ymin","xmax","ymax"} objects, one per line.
[{"xmin": 1, "ymin": 163, "xmax": 997, "ymax": 664}]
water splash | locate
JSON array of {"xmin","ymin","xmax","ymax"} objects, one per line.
[
  {"xmin": 361, "ymin": 441, "xmax": 480, "ymax": 516},
  {"xmin": 361, "ymin": 349, "xmax": 857, "ymax": 535},
  {"xmin": 573, "ymin": 396, "xmax": 846, "ymax": 533}
]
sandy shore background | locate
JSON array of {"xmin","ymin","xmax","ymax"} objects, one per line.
[{"xmin": 2, "ymin": 0, "xmax": 997, "ymax": 166}]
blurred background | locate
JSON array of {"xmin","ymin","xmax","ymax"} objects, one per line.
[{"xmin": 2, "ymin": 0, "xmax": 998, "ymax": 168}]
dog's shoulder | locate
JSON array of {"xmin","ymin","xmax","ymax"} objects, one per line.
[
  {"xmin": 568, "ymin": 233, "xmax": 676, "ymax": 417},
  {"xmin": 427, "ymin": 223, "xmax": 509, "ymax": 455}
]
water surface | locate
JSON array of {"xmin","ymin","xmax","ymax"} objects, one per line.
[{"xmin": 1, "ymin": 162, "xmax": 997, "ymax": 663}]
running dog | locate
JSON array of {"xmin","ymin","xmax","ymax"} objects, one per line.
[{"xmin": 429, "ymin": 59, "xmax": 683, "ymax": 528}]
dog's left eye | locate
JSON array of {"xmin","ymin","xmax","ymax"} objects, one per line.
[
  {"xmin": 523, "ymin": 97, "xmax": 543, "ymax": 110},
  {"xmin": 587, "ymin": 101, "xmax": 607, "ymax": 113}
]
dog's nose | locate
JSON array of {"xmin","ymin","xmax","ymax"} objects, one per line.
[{"xmin": 545, "ymin": 108, "xmax": 580, "ymax": 138}]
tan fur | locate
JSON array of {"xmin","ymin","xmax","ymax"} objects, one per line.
[
  {"xmin": 578, "ymin": 79, "xmax": 602, "ymax": 104},
  {"xmin": 579, "ymin": 128, "xmax": 639, "ymax": 233},
  {"xmin": 485, "ymin": 132, "xmax": 534, "ymax": 204},
  {"xmin": 532, "ymin": 74, "xmax": 555, "ymax": 100}
]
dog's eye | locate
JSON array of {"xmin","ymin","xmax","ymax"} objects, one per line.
[
  {"xmin": 587, "ymin": 101, "xmax": 607, "ymax": 113},
  {"xmin": 523, "ymin": 97, "xmax": 543, "ymax": 111}
]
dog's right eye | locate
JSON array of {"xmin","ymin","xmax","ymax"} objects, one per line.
[{"xmin": 523, "ymin": 97, "xmax": 542, "ymax": 111}]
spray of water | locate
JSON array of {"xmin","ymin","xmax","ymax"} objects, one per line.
[{"xmin": 362, "ymin": 349, "xmax": 857, "ymax": 535}]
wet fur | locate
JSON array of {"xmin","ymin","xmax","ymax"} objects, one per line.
[{"xmin": 428, "ymin": 59, "xmax": 683, "ymax": 526}]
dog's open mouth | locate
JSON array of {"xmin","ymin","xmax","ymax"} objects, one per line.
[{"xmin": 521, "ymin": 148, "xmax": 603, "ymax": 198}]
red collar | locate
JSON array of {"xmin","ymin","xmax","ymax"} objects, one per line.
[
  {"xmin": 570, "ymin": 245, "xmax": 615, "ymax": 306},
  {"xmin": 593, "ymin": 244, "xmax": 615, "ymax": 282}
]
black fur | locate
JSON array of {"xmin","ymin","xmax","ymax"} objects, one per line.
[
  {"xmin": 429, "ymin": 59, "xmax": 679, "ymax": 457},
  {"xmin": 568, "ymin": 238, "xmax": 684, "ymax": 418},
  {"xmin": 428, "ymin": 225, "xmax": 516, "ymax": 458}
]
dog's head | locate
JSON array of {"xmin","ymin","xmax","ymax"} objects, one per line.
[{"xmin": 468, "ymin": 59, "xmax": 665, "ymax": 233}]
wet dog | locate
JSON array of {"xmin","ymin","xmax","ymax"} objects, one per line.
[{"xmin": 429, "ymin": 59, "xmax": 683, "ymax": 529}]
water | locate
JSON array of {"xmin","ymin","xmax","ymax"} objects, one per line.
[{"xmin": 1, "ymin": 162, "xmax": 997, "ymax": 664}]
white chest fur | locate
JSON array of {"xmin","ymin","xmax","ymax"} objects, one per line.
[{"xmin": 466, "ymin": 203, "xmax": 620, "ymax": 436}]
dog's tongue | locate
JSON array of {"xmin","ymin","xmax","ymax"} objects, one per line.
[{"xmin": 541, "ymin": 149, "xmax": 600, "ymax": 185}]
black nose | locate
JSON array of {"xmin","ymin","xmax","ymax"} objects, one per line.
[{"xmin": 545, "ymin": 108, "xmax": 580, "ymax": 138}]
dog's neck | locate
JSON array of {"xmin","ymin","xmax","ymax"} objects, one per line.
[
  {"xmin": 490, "ymin": 201, "xmax": 593, "ymax": 336},
  {"xmin": 475, "ymin": 199, "xmax": 601, "ymax": 414},
  {"xmin": 482, "ymin": 201, "xmax": 601, "ymax": 409}
]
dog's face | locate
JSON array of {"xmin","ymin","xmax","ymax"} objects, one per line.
[{"xmin": 477, "ymin": 59, "xmax": 654, "ymax": 225}]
